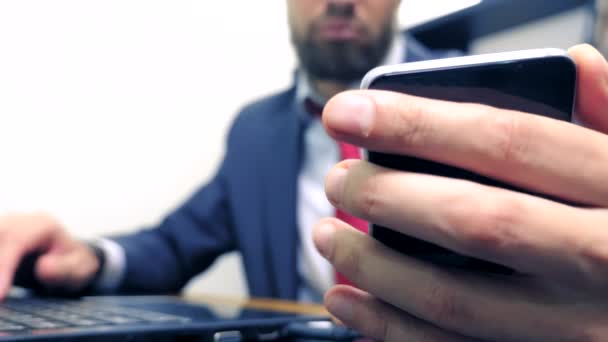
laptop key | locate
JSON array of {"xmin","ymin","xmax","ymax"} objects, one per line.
[
  {"xmin": 0, "ymin": 298, "xmax": 191, "ymax": 330},
  {"xmin": 23, "ymin": 321, "xmax": 64, "ymax": 329},
  {"xmin": 100, "ymin": 316, "xmax": 141, "ymax": 324},
  {"xmin": 0, "ymin": 325, "xmax": 27, "ymax": 331}
]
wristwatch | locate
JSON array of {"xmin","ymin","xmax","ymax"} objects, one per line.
[{"xmin": 85, "ymin": 241, "xmax": 107, "ymax": 291}]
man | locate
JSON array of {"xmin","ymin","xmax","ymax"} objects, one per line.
[
  {"xmin": 0, "ymin": 0, "xmax": 446, "ymax": 302},
  {"xmin": 314, "ymin": 44, "xmax": 608, "ymax": 340}
]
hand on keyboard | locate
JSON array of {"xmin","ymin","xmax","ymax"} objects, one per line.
[{"xmin": 0, "ymin": 213, "xmax": 100, "ymax": 299}]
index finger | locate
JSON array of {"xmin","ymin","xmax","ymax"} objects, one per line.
[
  {"xmin": 323, "ymin": 89, "xmax": 608, "ymax": 206},
  {"xmin": 0, "ymin": 215, "xmax": 63, "ymax": 300},
  {"xmin": 0, "ymin": 243, "xmax": 27, "ymax": 299}
]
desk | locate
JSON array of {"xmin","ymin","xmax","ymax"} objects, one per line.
[
  {"xmin": 180, "ymin": 294, "xmax": 343, "ymax": 341},
  {"xmin": 183, "ymin": 293, "xmax": 329, "ymax": 316},
  {"xmin": 1, "ymin": 291, "xmax": 336, "ymax": 341}
]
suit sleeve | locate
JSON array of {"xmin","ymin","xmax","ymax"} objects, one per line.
[
  {"xmin": 109, "ymin": 116, "xmax": 247, "ymax": 294},
  {"xmin": 110, "ymin": 163, "xmax": 235, "ymax": 294}
]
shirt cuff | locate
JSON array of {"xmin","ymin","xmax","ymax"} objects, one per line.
[{"xmin": 91, "ymin": 238, "xmax": 126, "ymax": 293}]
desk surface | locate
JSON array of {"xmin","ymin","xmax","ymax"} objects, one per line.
[
  {"xmin": 0, "ymin": 290, "xmax": 334, "ymax": 341},
  {"xmin": 183, "ymin": 293, "xmax": 329, "ymax": 316}
]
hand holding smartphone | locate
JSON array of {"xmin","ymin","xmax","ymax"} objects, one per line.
[{"xmin": 361, "ymin": 49, "xmax": 577, "ymax": 274}]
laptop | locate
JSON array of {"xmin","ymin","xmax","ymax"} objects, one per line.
[{"xmin": 0, "ymin": 290, "xmax": 332, "ymax": 341}]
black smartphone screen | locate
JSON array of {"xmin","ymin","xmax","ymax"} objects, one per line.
[{"xmin": 367, "ymin": 55, "xmax": 576, "ymax": 274}]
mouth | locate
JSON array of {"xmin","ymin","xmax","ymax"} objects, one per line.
[{"xmin": 315, "ymin": 18, "xmax": 363, "ymax": 41}]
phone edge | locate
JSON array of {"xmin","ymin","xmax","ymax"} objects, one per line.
[{"xmin": 360, "ymin": 48, "xmax": 571, "ymax": 90}]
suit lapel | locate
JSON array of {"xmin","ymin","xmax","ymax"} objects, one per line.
[
  {"xmin": 260, "ymin": 102, "xmax": 304, "ymax": 299},
  {"xmin": 253, "ymin": 35, "xmax": 444, "ymax": 299}
]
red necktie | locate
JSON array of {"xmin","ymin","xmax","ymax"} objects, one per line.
[{"xmin": 305, "ymin": 99, "xmax": 368, "ymax": 286}]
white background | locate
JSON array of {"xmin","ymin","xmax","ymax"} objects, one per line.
[{"xmin": 0, "ymin": 1, "xmax": 589, "ymax": 298}]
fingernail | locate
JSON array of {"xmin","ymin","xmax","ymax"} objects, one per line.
[
  {"xmin": 325, "ymin": 167, "xmax": 348, "ymax": 206},
  {"xmin": 326, "ymin": 93, "xmax": 375, "ymax": 137},
  {"xmin": 313, "ymin": 222, "xmax": 336, "ymax": 259},
  {"xmin": 326, "ymin": 294, "xmax": 354, "ymax": 323}
]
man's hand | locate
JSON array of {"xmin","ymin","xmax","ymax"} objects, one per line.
[
  {"xmin": 314, "ymin": 44, "xmax": 608, "ymax": 341},
  {"xmin": 0, "ymin": 213, "xmax": 99, "ymax": 299}
]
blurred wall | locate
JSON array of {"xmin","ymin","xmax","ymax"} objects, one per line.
[
  {"xmin": 0, "ymin": 1, "xmax": 588, "ymax": 299},
  {"xmin": 0, "ymin": 0, "xmax": 297, "ymax": 299},
  {"xmin": 598, "ymin": 0, "xmax": 608, "ymax": 56},
  {"xmin": 471, "ymin": 5, "xmax": 593, "ymax": 53}
]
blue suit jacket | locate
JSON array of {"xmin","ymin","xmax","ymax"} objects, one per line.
[{"xmin": 113, "ymin": 36, "xmax": 449, "ymax": 300}]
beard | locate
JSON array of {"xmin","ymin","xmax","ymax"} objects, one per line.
[{"xmin": 292, "ymin": 20, "xmax": 394, "ymax": 83}]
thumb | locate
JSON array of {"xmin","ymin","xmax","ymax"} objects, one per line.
[
  {"xmin": 35, "ymin": 245, "xmax": 100, "ymax": 292},
  {"xmin": 569, "ymin": 44, "xmax": 608, "ymax": 133},
  {"xmin": 35, "ymin": 253, "xmax": 73, "ymax": 287}
]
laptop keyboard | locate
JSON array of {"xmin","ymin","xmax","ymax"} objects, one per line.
[{"xmin": 0, "ymin": 298, "xmax": 191, "ymax": 331}]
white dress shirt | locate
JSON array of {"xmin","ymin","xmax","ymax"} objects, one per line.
[
  {"xmin": 94, "ymin": 34, "xmax": 406, "ymax": 302},
  {"xmin": 294, "ymin": 34, "xmax": 405, "ymax": 301}
]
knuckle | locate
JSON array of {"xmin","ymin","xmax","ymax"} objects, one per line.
[
  {"xmin": 484, "ymin": 109, "xmax": 531, "ymax": 164},
  {"xmin": 422, "ymin": 282, "xmax": 464, "ymax": 327},
  {"xmin": 443, "ymin": 187, "xmax": 522, "ymax": 255},
  {"xmin": 392, "ymin": 99, "xmax": 432, "ymax": 148},
  {"xmin": 420, "ymin": 276, "xmax": 477, "ymax": 331},
  {"xmin": 361, "ymin": 307, "xmax": 391, "ymax": 341},
  {"xmin": 33, "ymin": 212, "xmax": 59, "ymax": 231},
  {"xmin": 333, "ymin": 241, "xmax": 363, "ymax": 282},
  {"xmin": 0, "ymin": 212, "xmax": 59, "ymax": 237},
  {"xmin": 352, "ymin": 173, "xmax": 382, "ymax": 219},
  {"xmin": 440, "ymin": 187, "xmax": 477, "ymax": 230},
  {"xmin": 579, "ymin": 235, "xmax": 608, "ymax": 288},
  {"xmin": 475, "ymin": 192, "xmax": 523, "ymax": 250}
]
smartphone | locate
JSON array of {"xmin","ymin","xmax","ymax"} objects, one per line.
[{"xmin": 361, "ymin": 48, "xmax": 577, "ymax": 274}]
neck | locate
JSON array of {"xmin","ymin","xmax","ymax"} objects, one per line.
[{"xmin": 311, "ymin": 78, "xmax": 350, "ymax": 100}]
